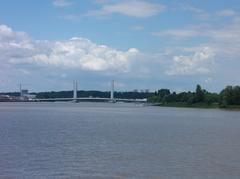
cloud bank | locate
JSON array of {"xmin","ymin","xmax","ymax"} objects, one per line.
[
  {"xmin": 166, "ymin": 47, "xmax": 215, "ymax": 75},
  {"xmin": 0, "ymin": 24, "xmax": 219, "ymax": 79},
  {"xmin": 0, "ymin": 25, "xmax": 140, "ymax": 73},
  {"xmin": 2, "ymin": 22, "xmax": 238, "ymax": 92}
]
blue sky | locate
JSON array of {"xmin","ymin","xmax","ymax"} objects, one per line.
[{"xmin": 0, "ymin": 0, "xmax": 240, "ymax": 92}]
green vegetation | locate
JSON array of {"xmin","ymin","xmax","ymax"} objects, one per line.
[
  {"xmin": 1, "ymin": 85, "xmax": 240, "ymax": 109},
  {"xmin": 148, "ymin": 85, "xmax": 240, "ymax": 109},
  {"xmin": 219, "ymin": 86, "xmax": 240, "ymax": 107}
]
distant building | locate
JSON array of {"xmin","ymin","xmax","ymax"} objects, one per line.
[{"xmin": 20, "ymin": 89, "xmax": 36, "ymax": 100}]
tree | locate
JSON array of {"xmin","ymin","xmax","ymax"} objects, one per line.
[
  {"xmin": 157, "ymin": 89, "xmax": 170, "ymax": 98},
  {"xmin": 195, "ymin": 84, "xmax": 204, "ymax": 103},
  {"xmin": 204, "ymin": 92, "xmax": 219, "ymax": 105},
  {"xmin": 220, "ymin": 86, "xmax": 240, "ymax": 106}
]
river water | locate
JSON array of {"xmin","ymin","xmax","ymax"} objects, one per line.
[{"xmin": 0, "ymin": 102, "xmax": 240, "ymax": 179}]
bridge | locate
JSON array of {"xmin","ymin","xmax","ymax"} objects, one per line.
[
  {"xmin": 34, "ymin": 80, "xmax": 147, "ymax": 103},
  {"xmin": 34, "ymin": 97, "xmax": 147, "ymax": 103}
]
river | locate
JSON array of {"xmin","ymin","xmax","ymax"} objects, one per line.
[{"xmin": 0, "ymin": 102, "xmax": 240, "ymax": 178}]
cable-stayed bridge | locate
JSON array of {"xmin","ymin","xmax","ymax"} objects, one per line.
[
  {"xmin": 34, "ymin": 80, "xmax": 147, "ymax": 103},
  {"xmin": 34, "ymin": 97, "xmax": 147, "ymax": 103}
]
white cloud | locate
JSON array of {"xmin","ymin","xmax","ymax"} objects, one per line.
[
  {"xmin": 0, "ymin": 25, "xmax": 31, "ymax": 43},
  {"xmin": 93, "ymin": 0, "xmax": 117, "ymax": 4},
  {"xmin": 179, "ymin": 4, "xmax": 203, "ymax": 13},
  {"xmin": 179, "ymin": 5, "xmax": 236, "ymax": 20},
  {"xmin": 0, "ymin": 25, "xmax": 140, "ymax": 73},
  {"xmin": 166, "ymin": 47, "xmax": 215, "ymax": 76},
  {"xmin": 131, "ymin": 25, "xmax": 144, "ymax": 31},
  {"xmin": 216, "ymin": 9, "xmax": 236, "ymax": 17},
  {"xmin": 153, "ymin": 19, "xmax": 240, "ymax": 47},
  {"xmin": 53, "ymin": 0, "xmax": 73, "ymax": 7},
  {"xmin": 153, "ymin": 28, "xmax": 200, "ymax": 38},
  {"xmin": 32, "ymin": 38, "xmax": 139, "ymax": 72},
  {"xmin": 177, "ymin": 3, "xmax": 211, "ymax": 20},
  {"xmin": 85, "ymin": 0, "xmax": 165, "ymax": 18},
  {"xmin": 0, "ymin": 25, "xmax": 35, "ymax": 64}
]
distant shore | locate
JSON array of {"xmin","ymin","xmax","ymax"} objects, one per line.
[
  {"xmin": 151, "ymin": 102, "xmax": 240, "ymax": 110},
  {"xmin": 149, "ymin": 85, "xmax": 240, "ymax": 110}
]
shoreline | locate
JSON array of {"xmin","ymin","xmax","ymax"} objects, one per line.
[{"xmin": 150, "ymin": 102, "xmax": 240, "ymax": 110}]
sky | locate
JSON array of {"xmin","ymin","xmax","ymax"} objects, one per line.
[{"xmin": 0, "ymin": 0, "xmax": 240, "ymax": 92}]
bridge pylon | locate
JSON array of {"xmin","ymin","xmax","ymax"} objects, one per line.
[
  {"xmin": 110, "ymin": 80, "xmax": 116, "ymax": 103},
  {"xmin": 73, "ymin": 80, "xmax": 78, "ymax": 102}
]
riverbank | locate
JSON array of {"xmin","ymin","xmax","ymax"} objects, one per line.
[
  {"xmin": 149, "ymin": 85, "xmax": 240, "ymax": 110},
  {"xmin": 152, "ymin": 102, "xmax": 240, "ymax": 109}
]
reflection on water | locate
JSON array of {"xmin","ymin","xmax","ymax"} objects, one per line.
[{"xmin": 0, "ymin": 102, "xmax": 240, "ymax": 178}]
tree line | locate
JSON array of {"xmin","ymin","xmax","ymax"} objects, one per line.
[{"xmin": 148, "ymin": 85, "xmax": 240, "ymax": 108}]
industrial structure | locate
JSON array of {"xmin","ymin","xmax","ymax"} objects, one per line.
[{"xmin": 19, "ymin": 84, "xmax": 36, "ymax": 100}]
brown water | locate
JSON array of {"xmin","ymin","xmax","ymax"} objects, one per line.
[{"xmin": 0, "ymin": 102, "xmax": 240, "ymax": 179}]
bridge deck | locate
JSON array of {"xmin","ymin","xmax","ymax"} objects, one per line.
[{"xmin": 34, "ymin": 97, "xmax": 147, "ymax": 103}]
